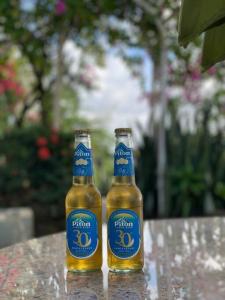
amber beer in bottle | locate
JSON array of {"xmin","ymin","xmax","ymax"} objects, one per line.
[
  {"xmin": 65, "ymin": 129, "xmax": 102, "ymax": 272},
  {"xmin": 106, "ymin": 128, "xmax": 144, "ymax": 272}
]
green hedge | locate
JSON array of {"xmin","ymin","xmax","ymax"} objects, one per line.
[
  {"xmin": 136, "ymin": 104, "xmax": 225, "ymax": 219},
  {"xmin": 0, "ymin": 126, "xmax": 112, "ymax": 235}
]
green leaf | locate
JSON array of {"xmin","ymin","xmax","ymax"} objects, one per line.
[
  {"xmin": 202, "ymin": 22, "xmax": 225, "ymax": 70},
  {"xmin": 178, "ymin": 0, "xmax": 225, "ymax": 47}
]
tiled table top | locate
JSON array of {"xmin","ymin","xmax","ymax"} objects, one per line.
[{"xmin": 1, "ymin": 218, "xmax": 225, "ymax": 299}]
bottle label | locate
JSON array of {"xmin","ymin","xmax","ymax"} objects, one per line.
[
  {"xmin": 108, "ymin": 209, "xmax": 141, "ymax": 259},
  {"xmin": 66, "ymin": 209, "xmax": 98, "ymax": 258},
  {"xmin": 114, "ymin": 143, "xmax": 134, "ymax": 176},
  {"xmin": 73, "ymin": 143, "xmax": 93, "ymax": 176}
]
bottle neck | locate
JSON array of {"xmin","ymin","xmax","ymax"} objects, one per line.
[
  {"xmin": 113, "ymin": 176, "xmax": 135, "ymax": 185},
  {"xmin": 73, "ymin": 176, "xmax": 93, "ymax": 185},
  {"xmin": 113, "ymin": 133, "xmax": 135, "ymax": 185},
  {"xmin": 72, "ymin": 134, "xmax": 94, "ymax": 185}
]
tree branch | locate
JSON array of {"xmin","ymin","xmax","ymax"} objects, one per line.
[
  {"xmin": 133, "ymin": 0, "xmax": 156, "ymax": 19},
  {"xmin": 15, "ymin": 93, "xmax": 41, "ymax": 127}
]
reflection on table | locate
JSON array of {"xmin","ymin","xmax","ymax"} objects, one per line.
[
  {"xmin": 1, "ymin": 218, "xmax": 225, "ymax": 299},
  {"xmin": 108, "ymin": 271, "xmax": 148, "ymax": 299},
  {"xmin": 66, "ymin": 270, "xmax": 104, "ymax": 299}
]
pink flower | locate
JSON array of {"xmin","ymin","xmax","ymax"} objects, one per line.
[
  {"xmin": 0, "ymin": 79, "xmax": 24, "ymax": 96},
  {"xmin": 50, "ymin": 133, "xmax": 59, "ymax": 145},
  {"xmin": 55, "ymin": 0, "xmax": 67, "ymax": 15},
  {"xmin": 0, "ymin": 64, "xmax": 16, "ymax": 78},
  {"xmin": 191, "ymin": 69, "xmax": 201, "ymax": 81},
  {"xmin": 14, "ymin": 84, "xmax": 24, "ymax": 96},
  {"xmin": 208, "ymin": 66, "xmax": 217, "ymax": 76},
  {"xmin": 79, "ymin": 74, "xmax": 93, "ymax": 88},
  {"xmin": 0, "ymin": 82, "xmax": 5, "ymax": 95},
  {"xmin": 36, "ymin": 137, "xmax": 48, "ymax": 147},
  {"xmin": 38, "ymin": 147, "xmax": 51, "ymax": 160}
]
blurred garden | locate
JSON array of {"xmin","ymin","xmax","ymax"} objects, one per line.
[{"xmin": 1, "ymin": 0, "xmax": 225, "ymax": 237}]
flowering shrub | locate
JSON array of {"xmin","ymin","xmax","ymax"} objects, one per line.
[
  {"xmin": 0, "ymin": 126, "xmax": 112, "ymax": 236},
  {"xmin": 0, "ymin": 63, "xmax": 26, "ymax": 132},
  {"xmin": 0, "ymin": 64, "xmax": 24, "ymax": 97},
  {"xmin": 55, "ymin": 0, "xmax": 67, "ymax": 16},
  {"xmin": 0, "ymin": 127, "xmax": 71, "ymax": 235},
  {"xmin": 36, "ymin": 137, "xmax": 48, "ymax": 147},
  {"xmin": 37, "ymin": 147, "xmax": 51, "ymax": 160},
  {"xmin": 36, "ymin": 135, "xmax": 52, "ymax": 160}
]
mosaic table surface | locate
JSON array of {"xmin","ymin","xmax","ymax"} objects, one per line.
[{"xmin": 1, "ymin": 218, "xmax": 225, "ymax": 299}]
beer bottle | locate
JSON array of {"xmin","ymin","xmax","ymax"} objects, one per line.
[
  {"xmin": 106, "ymin": 128, "xmax": 144, "ymax": 272},
  {"xmin": 65, "ymin": 129, "xmax": 102, "ymax": 272}
]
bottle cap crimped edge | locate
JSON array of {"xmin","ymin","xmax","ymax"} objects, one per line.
[
  {"xmin": 114, "ymin": 128, "xmax": 132, "ymax": 134},
  {"xmin": 74, "ymin": 129, "xmax": 91, "ymax": 135}
]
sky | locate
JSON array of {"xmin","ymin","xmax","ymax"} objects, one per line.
[
  {"xmin": 21, "ymin": 0, "xmax": 153, "ymax": 144},
  {"xmin": 64, "ymin": 41, "xmax": 153, "ymax": 145}
]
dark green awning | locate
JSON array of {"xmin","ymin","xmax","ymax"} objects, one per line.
[{"xmin": 178, "ymin": 0, "xmax": 225, "ymax": 70}]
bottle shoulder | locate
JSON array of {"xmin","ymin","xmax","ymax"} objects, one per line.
[
  {"xmin": 106, "ymin": 183, "xmax": 143, "ymax": 207},
  {"xmin": 108, "ymin": 183, "xmax": 142, "ymax": 195},
  {"xmin": 66, "ymin": 184, "xmax": 101, "ymax": 208},
  {"xmin": 68, "ymin": 184, "xmax": 101, "ymax": 197}
]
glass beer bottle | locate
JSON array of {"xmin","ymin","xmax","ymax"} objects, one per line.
[
  {"xmin": 65, "ymin": 129, "xmax": 102, "ymax": 272},
  {"xmin": 106, "ymin": 128, "xmax": 144, "ymax": 272}
]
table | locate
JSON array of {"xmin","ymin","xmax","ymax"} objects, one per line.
[{"xmin": 1, "ymin": 218, "xmax": 225, "ymax": 299}]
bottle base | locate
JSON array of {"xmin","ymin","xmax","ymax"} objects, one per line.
[
  {"xmin": 109, "ymin": 267, "xmax": 143, "ymax": 273},
  {"xmin": 67, "ymin": 268, "xmax": 101, "ymax": 273}
]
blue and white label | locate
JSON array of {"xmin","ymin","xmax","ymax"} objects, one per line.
[
  {"xmin": 73, "ymin": 143, "xmax": 93, "ymax": 176},
  {"xmin": 114, "ymin": 143, "xmax": 134, "ymax": 176},
  {"xmin": 108, "ymin": 209, "xmax": 141, "ymax": 259},
  {"xmin": 66, "ymin": 209, "xmax": 98, "ymax": 258}
]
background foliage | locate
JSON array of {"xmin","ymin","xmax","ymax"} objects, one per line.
[
  {"xmin": 0, "ymin": 126, "xmax": 111, "ymax": 235},
  {"xmin": 136, "ymin": 98, "xmax": 225, "ymax": 218},
  {"xmin": 1, "ymin": 0, "xmax": 225, "ymax": 236}
]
